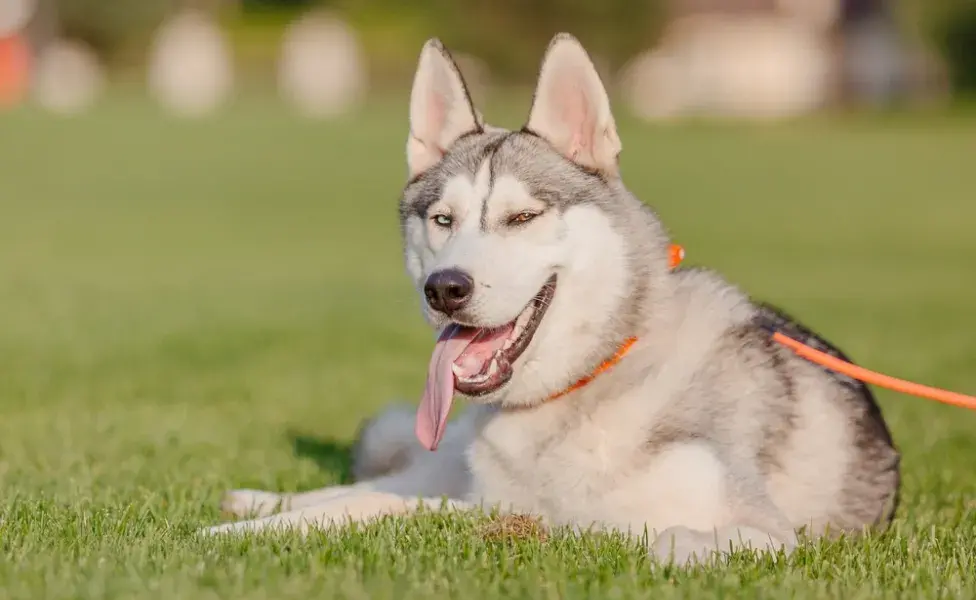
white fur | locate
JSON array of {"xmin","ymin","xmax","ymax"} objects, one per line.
[
  {"xmin": 767, "ymin": 377, "xmax": 854, "ymax": 532},
  {"xmin": 469, "ymin": 412, "xmax": 735, "ymax": 534}
]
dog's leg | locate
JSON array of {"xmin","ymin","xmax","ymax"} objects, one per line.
[
  {"xmin": 652, "ymin": 523, "xmax": 797, "ymax": 566},
  {"xmin": 650, "ymin": 490, "xmax": 799, "ymax": 566},
  {"xmin": 203, "ymin": 491, "xmax": 479, "ymax": 535},
  {"xmin": 221, "ymin": 465, "xmax": 466, "ymax": 517},
  {"xmin": 221, "ymin": 485, "xmax": 359, "ymax": 518},
  {"xmin": 220, "ymin": 408, "xmax": 475, "ymax": 519},
  {"xmin": 635, "ymin": 444, "xmax": 799, "ymax": 566},
  {"xmin": 220, "ymin": 448, "xmax": 471, "ymax": 518}
]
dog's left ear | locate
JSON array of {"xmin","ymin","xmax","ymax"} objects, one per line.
[{"xmin": 525, "ymin": 34, "xmax": 621, "ymax": 176}]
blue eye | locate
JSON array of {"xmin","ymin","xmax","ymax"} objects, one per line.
[{"xmin": 432, "ymin": 214, "xmax": 453, "ymax": 228}]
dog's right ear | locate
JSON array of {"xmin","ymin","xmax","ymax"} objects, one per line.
[
  {"xmin": 525, "ymin": 34, "xmax": 621, "ymax": 176},
  {"xmin": 407, "ymin": 39, "xmax": 482, "ymax": 179}
]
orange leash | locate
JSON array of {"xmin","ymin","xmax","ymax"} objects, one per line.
[
  {"xmin": 669, "ymin": 243, "xmax": 976, "ymax": 411},
  {"xmin": 771, "ymin": 332, "xmax": 976, "ymax": 411}
]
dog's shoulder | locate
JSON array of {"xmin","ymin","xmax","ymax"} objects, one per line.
[{"xmin": 649, "ymin": 265, "xmax": 895, "ymax": 449}]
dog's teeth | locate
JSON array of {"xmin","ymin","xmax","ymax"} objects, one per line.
[
  {"xmin": 503, "ymin": 339, "xmax": 513, "ymax": 350},
  {"xmin": 488, "ymin": 358, "xmax": 499, "ymax": 376},
  {"xmin": 513, "ymin": 310, "xmax": 532, "ymax": 338},
  {"xmin": 452, "ymin": 364, "xmax": 464, "ymax": 377},
  {"xmin": 457, "ymin": 373, "xmax": 489, "ymax": 384}
]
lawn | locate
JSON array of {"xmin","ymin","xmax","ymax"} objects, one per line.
[{"xmin": 0, "ymin": 98, "xmax": 974, "ymax": 598}]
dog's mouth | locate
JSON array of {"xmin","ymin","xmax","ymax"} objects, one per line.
[
  {"xmin": 415, "ymin": 275, "xmax": 557, "ymax": 451},
  {"xmin": 452, "ymin": 276, "xmax": 557, "ymax": 396}
]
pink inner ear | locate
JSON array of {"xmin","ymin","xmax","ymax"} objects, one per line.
[
  {"xmin": 408, "ymin": 87, "xmax": 449, "ymax": 177},
  {"xmin": 557, "ymin": 75, "xmax": 594, "ymax": 161},
  {"xmin": 425, "ymin": 92, "xmax": 447, "ymax": 153}
]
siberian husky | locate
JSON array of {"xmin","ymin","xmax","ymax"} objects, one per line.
[{"xmin": 205, "ymin": 33, "xmax": 900, "ymax": 564}]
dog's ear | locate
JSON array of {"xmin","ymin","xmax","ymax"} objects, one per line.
[
  {"xmin": 525, "ymin": 34, "xmax": 621, "ymax": 176},
  {"xmin": 407, "ymin": 39, "xmax": 482, "ymax": 179}
]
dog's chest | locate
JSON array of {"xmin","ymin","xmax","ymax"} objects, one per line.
[
  {"xmin": 466, "ymin": 398, "xmax": 734, "ymax": 534},
  {"xmin": 467, "ymin": 400, "xmax": 652, "ymax": 524}
]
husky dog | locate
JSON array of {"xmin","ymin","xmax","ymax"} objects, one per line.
[{"xmin": 205, "ymin": 34, "xmax": 900, "ymax": 564}]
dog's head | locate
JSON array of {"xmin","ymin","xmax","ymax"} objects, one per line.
[{"xmin": 399, "ymin": 34, "xmax": 672, "ymax": 450}]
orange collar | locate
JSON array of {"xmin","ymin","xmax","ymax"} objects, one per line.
[
  {"xmin": 546, "ymin": 336, "xmax": 639, "ymax": 401},
  {"xmin": 539, "ymin": 243, "xmax": 684, "ymax": 403}
]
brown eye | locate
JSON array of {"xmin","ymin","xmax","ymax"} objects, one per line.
[{"xmin": 508, "ymin": 211, "xmax": 539, "ymax": 225}]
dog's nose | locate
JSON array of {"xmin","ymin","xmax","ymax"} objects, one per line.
[{"xmin": 424, "ymin": 269, "xmax": 474, "ymax": 315}]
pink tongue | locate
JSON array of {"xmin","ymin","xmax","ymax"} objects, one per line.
[
  {"xmin": 416, "ymin": 325, "xmax": 476, "ymax": 451},
  {"xmin": 415, "ymin": 324, "xmax": 514, "ymax": 451}
]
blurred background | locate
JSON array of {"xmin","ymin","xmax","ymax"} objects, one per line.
[
  {"xmin": 1, "ymin": 0, "xmax": 975, "ymax": 117},
  {"xmin": 0, "ymin": 0, "xmax": 974, "ymax": 509}
]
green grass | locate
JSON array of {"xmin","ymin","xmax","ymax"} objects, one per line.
[{"xmin": 1, "ymin": 99, "xmax": 975, "ymax": 599}]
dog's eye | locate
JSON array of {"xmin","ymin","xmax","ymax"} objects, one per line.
[
  {"xmin": 508, "ymin": 211, "xmax": 539, "ymax": 226},
  {"xmin": 432, "ymin": 214, "xmax": 453, "ymax": 228}
]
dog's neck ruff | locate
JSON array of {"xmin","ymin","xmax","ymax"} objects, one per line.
[{"xmin": 514, "ymin": 244, "xmax": 685, "ymax": 407}]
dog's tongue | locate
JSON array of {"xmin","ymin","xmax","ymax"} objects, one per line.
[
  {"xmin": 416, "ymin": 324, "xmax": 511, "ymax": 451},
  {"xmin": 416, "ymin": 325, "xmax": 474, "ymax": 451}
]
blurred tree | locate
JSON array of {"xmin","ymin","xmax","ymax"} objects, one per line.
[
  {"xmin": 334, "ymin": 0, "xmax": 666, "ymax": 84},
  {"xmin": 938, "ymin": 2, "xmax": 976, "ymax": 93},
  {"xmin": 896, "ymin": 0, "xmax": 976, "ymax": 95},
  {"xmin": 52, "ymin": 0, "xmax": 175, "ymax": 65},
  {"xmin": 241, "ymin": 0, "xmax": 317, "ymax": 9},
  {"xmin": 37, "ymin": 0, "xmax": 666, "ymax": 84},
  {"xmin": 26, "ymin": 0, "xmax": 971, "ymax": 96}
]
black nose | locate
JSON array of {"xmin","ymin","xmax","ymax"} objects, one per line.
[{"xmin": 424, "ymin": 269, "xmax": 474, "ymax": 315}]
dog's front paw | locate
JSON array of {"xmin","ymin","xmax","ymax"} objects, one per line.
[
  {"xmin": 652, "ymin": 526, "xmax": 721, "ymax": 566},
  {"xmin": 199, "ymin": 516, "xmax": 291, "ymax": 536},
  {"xmin": 200, "ymin": 521, "xmax": 241, "ymax": 536},
  {"xmin": 221, "ymin": 489, "xmax": 284, "ymax": 518},
  {"xmin": 651, "ymin": 525, "xmax": 796, "ymax": 566}
]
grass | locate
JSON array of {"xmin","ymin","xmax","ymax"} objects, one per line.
[{"xmin": 0, "ymin": 97, "xmax": 975, "ymax": 598}]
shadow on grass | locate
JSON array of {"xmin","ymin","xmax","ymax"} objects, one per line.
[{"xmin": 288, "ymin": 432, "xmax": 355, "ymax": 484}]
